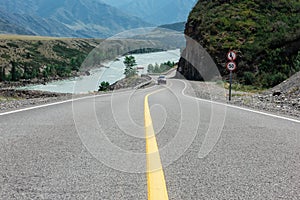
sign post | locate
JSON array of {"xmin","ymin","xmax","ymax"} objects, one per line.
[
  {"xmin": 226, "ymin": 51, "xmax": 237, "ymax": 101},
  {"xmin": 229, "ymin": 71, "xmax": 232, "ymax": 101}
]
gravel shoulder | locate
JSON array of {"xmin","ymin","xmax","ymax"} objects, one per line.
[
  {"xmin": 185, "ymin": 79, "xmax": 300, "ymax": 119},
  {"xmin": 0, "ymin": 90, "xmax": 73, "ymax": 113}
]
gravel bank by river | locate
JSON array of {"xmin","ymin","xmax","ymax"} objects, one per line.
[{"xmin": 0, "ymin": 75, "xmax": 154, "ymax": 113}]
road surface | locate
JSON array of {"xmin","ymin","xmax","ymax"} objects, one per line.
[{"xmin": 0, "ymin": 79, "xmax": 300, "ymax": 199}]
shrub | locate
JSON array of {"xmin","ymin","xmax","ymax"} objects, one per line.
[
  {"xmin": 243, "ymin": 72, "xmax": 256, "ymax": 85},
  {"xmin": 270, "ymin": 72, "xmax": 287, "ymax": 87},
  {"xmin": 98, "ymin": 81, "xmax": 110, "ymax": 91}
]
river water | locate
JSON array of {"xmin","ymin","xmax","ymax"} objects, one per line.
[{"xmin": 21, "ymin": 49, "xmax": 180, "ymax": 94}]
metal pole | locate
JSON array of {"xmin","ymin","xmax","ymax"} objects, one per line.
[{"xmin": 229, "ymin": 71, "xmax": 232, "ymax": 101}]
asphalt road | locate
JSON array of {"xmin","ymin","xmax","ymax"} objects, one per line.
[{"xmin": 0, "ymin": 79, "xmax": 300, "ymax": 199}]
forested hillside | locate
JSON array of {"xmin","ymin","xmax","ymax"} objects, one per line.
[
  {"xmin": 0, "ymin": 36, "xmax": 100, "ymax": 82},
  {"xmin": 178, "ymin": 0, "xmax": 300, "ymax": 88}
]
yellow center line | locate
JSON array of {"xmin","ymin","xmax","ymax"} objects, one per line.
[{"xmin": 144, "ymin": 89, "xmax": 169, "ymax": 200}]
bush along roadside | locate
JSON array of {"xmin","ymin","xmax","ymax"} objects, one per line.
[{"xmin": 98, "ymin": 81, "xmax": 110, "ymax": 92}]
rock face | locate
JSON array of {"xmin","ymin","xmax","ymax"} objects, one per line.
[
  {"xmin": 177, "ymin": 45, "xmax": 220, "ymax": 81},
  {"xmin": 177, "ymin": 0, "xmax": 300, "ymax": 87}
]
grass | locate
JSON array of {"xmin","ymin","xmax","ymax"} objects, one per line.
[
  {"xmin": 231, "ymin": 93, "xmax": 247, "ymax": 97},
  {"xmin": 0, "ymin": 34, "xmax": 76, "ymax": 41},
  {"xmin": 215, "ymin": 80, "xmax": 262, "ymax": 94},
  {"xmin": 0, "ymin": 96, "xmax": 20, "ymax": 102},
  {"xmin": 224, "ymin": 82, "xmax": 264, "ymax": 93}
]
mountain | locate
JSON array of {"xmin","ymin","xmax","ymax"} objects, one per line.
[
  {"xmin": 159, "ymin": 22, "xmax": 186, "ymax": 32},
  {"xmin": 0, "ymin": 18, "xmax": 33, "ymax": 35},
  {"xmin": 0, "ymin": 0, "xmax": 151, "ymax": 38},
  {"xmin": 100, "ymin": 0, "xmax": 132, "ymax": 7},
  {"xmin": 0, "ymin": 11, "xmax": 35, "ymax": 35},
  {"xmin": 177, "ymin": 0, "xmax": 300, "ymax": 88},
  {"xmin": 114, "ymin": 0, "xmax": 197, "ymax": 25},
  {"xmin": 0, "ymin": 8, "xmax": 78, "ymax": 37}
]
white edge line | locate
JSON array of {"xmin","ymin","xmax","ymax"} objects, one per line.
[
  {"xmin": 178, "ymin": 80, "xmax": 300, "ymax": 124},
  {"xmin": 0, "ymin": 94, "xmax": 108, "ymax": 116},
  {"xmin": 0, "ymin": 84, "xmax": 159, "ymax": 116}
]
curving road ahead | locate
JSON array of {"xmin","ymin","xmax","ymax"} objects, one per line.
[{"xmin": 0, "ymin": 79, "xmax": 300, "ymax": 199}]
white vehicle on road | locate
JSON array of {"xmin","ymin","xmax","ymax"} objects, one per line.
[{"xmin": 157, "ymin": 75, "xmax": 167, "ymax": 85}]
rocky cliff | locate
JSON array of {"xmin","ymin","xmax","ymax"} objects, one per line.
[{"xmin": 178, "ymin": 0, "xmax": 300, "ymax": 88}]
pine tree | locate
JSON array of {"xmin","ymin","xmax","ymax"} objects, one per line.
[
  {"xmin": 0, "ymin": 67, "xmax": 4, "ymax": 81},
  {"xmin": 123, "ymin": 56, "xmax": 137, "ymax": 78},
  {"xmin": 10, "ymin": 61, "xmax": 17, "ymax": 81}
]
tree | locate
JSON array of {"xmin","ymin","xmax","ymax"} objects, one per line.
[
  {"xmin": 10, "ymin": 61, "xmax": 21, "ymax": 81},
  {"xmin": 123, "ymin": 55, "xmax": 137, "ymax": 78},
  {"xmin": 154, "ymin": 63, "xmax": 160, "ymax": 73},
  {"xmin": 23, "ymin": 65, "xmax": 32, "ymax": 80},
  {"xmin": 147, "ymin": 64, "xmax": 154, "ymax": 73},
  {"xmin": 0, "ymin": 67, "xmax": 4, "ymax": 81},
  {"xmin": 98, "ymin": 81, "xmax": 110, "ymax": 91},
  {"xmin": 10, "ymin": 61, "xmax": 17, "ymax": 81},
  {"xmin": 70, "ymin": 55, "xmax": 85, "ymax": 72}
]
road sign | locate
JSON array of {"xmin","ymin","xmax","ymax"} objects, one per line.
[
  {"xmin": 227, "ymin": 62, "xmax": 236, "ymax": 71},
  {"xmin": 227, "ymin": 51, "xmax": 237, "ymax": 61},
  {"xmin": 226, "ymin": 51, "xmax": 237, "ymax": 101}
]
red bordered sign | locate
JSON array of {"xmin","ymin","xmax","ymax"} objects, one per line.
[
  {"xmin": 227, "ymin": 51, "xmax": 237, "ymax": 61},
  {"xmin": 227, "ymin": 62, "xmax": 236, "ymax": 71}
]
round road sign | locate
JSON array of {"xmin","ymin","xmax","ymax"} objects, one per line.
[
  {"xmin": 227, "ymin": 62, "xmax": 236, "ymax": 71},
  {"xmin": 227, "ymin": 51, "xmax": 237, "ymax": 61}
]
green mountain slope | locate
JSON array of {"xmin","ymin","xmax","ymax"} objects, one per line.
[{"xmin": 178, "ymin": 0, "xmax": 300, "ymax": 88}]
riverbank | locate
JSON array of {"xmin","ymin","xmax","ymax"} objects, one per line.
[
  {"xmin": 10, "ymin": 49, "xmax": 180, "ymax": 93},
  {"xmin": 0, "ymin": 75, "xmax": 155, "ymax": 112}
]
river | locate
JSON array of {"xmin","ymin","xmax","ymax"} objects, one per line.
[{"xmin": 20, "ymin": 49, "xmax": 180, "ymax": 94}]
